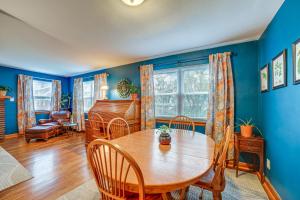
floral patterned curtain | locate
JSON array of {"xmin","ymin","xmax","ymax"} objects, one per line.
[
  {"xmin": 17, "ymin": 74, "xmax": 36, "ymax": 134},
  {"xmin": 72, "ymin": 78, "xmax": 85, "ymax": 131},
  {"xmin": 51, "ymin": 80, "xmax": 62, "ymax": 111},
  {"xmin": 93, "ymin": 73, "xmax": 108, "ymax": 102},
  {"xmin": 205, "ymin": 52, "xmax": 235, "ymax": 159},
  {"xmin": 140, "ymin": 64, "xmax": 155, "ymax": 130}
]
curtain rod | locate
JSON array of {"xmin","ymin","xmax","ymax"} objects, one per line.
[
  {"xmin": 33, "ymin": 76, "xmax": 55, "ymax": 81},
  {"xmin": 82, "ymin": 72, "xmax": 110, "ymax": 80},
  {"xmin": 154, "ymin": 52, "xmax": 237, "ymax": 67}
]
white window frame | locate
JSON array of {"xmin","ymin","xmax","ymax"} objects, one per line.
[
  {"xmin": 154, "ymin": 64, "xmax": 209, "ymax": 121},
  {"xmin": 83, "ymin": 80, "xmax": 94, "ymax": 113},
  {"xmin": 33, "ymin": 79, "xmax": 52, "ymax": 112}
]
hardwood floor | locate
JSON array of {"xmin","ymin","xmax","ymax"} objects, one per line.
[{"xmin": 0, "ymin": 134, "xmax": 93, "ymax": 200}]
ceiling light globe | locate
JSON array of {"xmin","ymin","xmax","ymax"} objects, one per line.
[{"xmin": 121, "ymin": 0, "xmax": 145, "ymax": 6}]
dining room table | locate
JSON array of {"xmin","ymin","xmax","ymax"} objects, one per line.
[{"xmin": 110, "ymin": 128, "xmax": 215, "ymax": 200}]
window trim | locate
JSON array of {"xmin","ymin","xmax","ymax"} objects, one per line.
[{"xmin": 154, "ymin": 64, "xmax": 209, "ymax": 121}]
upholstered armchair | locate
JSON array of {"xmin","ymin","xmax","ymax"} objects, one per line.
[{"xmin": 39, "ymin": 111, "xmax": 71, "ymax": 133}]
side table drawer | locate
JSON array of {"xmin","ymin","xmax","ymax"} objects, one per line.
[
  {"xmin": 239, "ymin": 145, "xmax": 261, "ymax": 153},
  {"xmin": 240, "ymin": 140, "xmax": 262, "ymax": 147}
]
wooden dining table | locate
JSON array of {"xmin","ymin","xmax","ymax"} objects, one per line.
[{"xmin": 110, "ymin": 128, "xmax": 215, "ymax": 199}]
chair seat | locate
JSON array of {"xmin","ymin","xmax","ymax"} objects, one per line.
[{"xmin": 195, "ymin": 167, "xmax": 215, "ymax": 188}]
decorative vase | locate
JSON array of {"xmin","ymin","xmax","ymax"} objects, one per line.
[
  {"xmin": 240, "ymin": 125, "xmax": 253, "ymax": 138},
  {"xmin": 0, "ymin": 90, "xmax": 7, "ymax": 97},
  {"xmin": 159, "ymin": 133, "xmax": 171, "ymax": 145},
  {"xmin": 131, "ymin": 93, "xmax": 138, "ymax": 100}
]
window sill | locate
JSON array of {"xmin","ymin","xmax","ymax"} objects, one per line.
[
  {"xmin": 155, "ymin": 118, "xmax": 206, "ymax": 126},
  {"xmin": 35, "ymin": 110, "xmax": 51, "ymax": 115}
]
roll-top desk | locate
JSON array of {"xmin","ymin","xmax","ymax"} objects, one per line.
[{"xmin": 85, "ymin": 100, "xmax": 141, "ymax": 145}]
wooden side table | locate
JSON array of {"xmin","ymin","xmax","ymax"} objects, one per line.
[{"xmin": 234, "ymin": 133, "xmax": 265, "ymax": 182}]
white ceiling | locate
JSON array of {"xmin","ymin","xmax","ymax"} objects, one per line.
[{"xmin": 0, "ymin": 0, "xmax": 284, "ymax": 77}]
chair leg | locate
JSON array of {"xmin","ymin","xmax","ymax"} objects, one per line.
[
  {"xmin": 212, "ymin": 191, "xmax": 222, "ymax": 200},
  {"xmin": 180, "ymin": 186, "xmax": 189, "ymax": 200}
]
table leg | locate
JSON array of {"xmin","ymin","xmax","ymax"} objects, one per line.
[
  {"xmin": 259, "ymin": 152, "xmax": 264, "ymax": 182},
  {"xmin": 235, "ymin": 151, "xmax": 239, "ymax": 177}
]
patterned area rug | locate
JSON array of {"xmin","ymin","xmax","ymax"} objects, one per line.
[
  {"xmin": 0, "ymin": 146, "xmax": 32, "ymax": 192},
  {"xmin": 57, "ymin": 169, "xmax": 268, "ymax": 200}
]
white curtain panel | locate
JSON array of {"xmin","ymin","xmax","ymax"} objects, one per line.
[
  {"xmin": 72, "ymin": 78, "xmax": 85, "ymax": 131},
  {"xmin": 140, "ymin": 64, "xmax": 155, "ymax": 130},
  {"xmin": 51, "ymin": 80, "xmax": 62, "ymax": 111},
  {"xmin": 93, "ymin": 73, "xmax": 108, "ymax": 102},
  {"xmin": 17, "ymin": 74, "xmax": 36, "ymax": 134}
]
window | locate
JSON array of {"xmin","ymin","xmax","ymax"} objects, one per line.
[
  {"xmin": 154, "ymin": 65, "xmax": 209, "ymax": 120},
  {"xmin": 33, "ymin": 80, "xmax": 52, "ymax": 111},
  {"xmin": 83, "ymin": 80, "xmax": 94, "ymax": 112}
]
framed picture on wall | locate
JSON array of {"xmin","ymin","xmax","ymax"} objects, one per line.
[
  {"xmin": 292, "ymin": 38, "xmax": 300, "ymax": 84},
  {"xmin": 260, "ymin": 64, "xmax": 269, "ymax": 92},
  {"xmin": 272, "ymin": 50, "xmax": 287, "ymax": 89}
]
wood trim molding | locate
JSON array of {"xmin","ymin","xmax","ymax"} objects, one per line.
[
  {"xmin": 156, "ymin": 118, "xmax": 206, "ymax": 126},
  {"xmin": 4, "ymin": 133, "xmax": 19, "ymax": 139},
  {"xmin": 0, "ymin": 96, "xmax": 11, "ymax": 100},
  {"xmin": 262, "ymin": 177, "xmax": 281, "ymax": 200},
  {"xmin": 226, "ymin": 160, "xmax": 281, "ymax": 200}
]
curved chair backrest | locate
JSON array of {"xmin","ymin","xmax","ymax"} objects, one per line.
[
  {"xmin": 212, "ymin": 126, "xmax": 232, "ymax": 187},
  {"xmin": 88, "ymin": 112, "xmax": 108, "ymax": 139},
  {"xmin": 107, "ymin": 118, "xmax": 130, "ymax": 140},
  {"xmin": 87, "ymin": 139, "xmax": 145, "ymax": 200},
  {"xmin": 169, "ymin": 115, "xmax": 195, "ymax": 132}
]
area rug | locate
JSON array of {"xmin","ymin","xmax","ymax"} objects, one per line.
[
  {"xmin": 0, "ymin": 146, "xmax": 32, "ymax": 192},
  {"xmin": 57, "ymin": 169, "xmax": 268, "ymax": 200}
]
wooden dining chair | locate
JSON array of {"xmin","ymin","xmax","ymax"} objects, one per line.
[
  {"xmin": 169, "ymin": 115, "xmax": 195, "ymax": 132},
  {"xmin": 194, "ymin": 126, "xmax": 232, "ymax": 200},
  {"xmin": 107, "ymin": 117, "xmax": 131, "ymax": 140},
  {"xmin": 88, "ymin": 112, "xmax": 109, "ymax": 139},
  {"xmin": 87, "ymin": 139, "xmax": 162, "ymax": 200}
]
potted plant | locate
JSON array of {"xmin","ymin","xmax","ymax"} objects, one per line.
[
  {"xmin": 60, "ymin": 93, "xmax": 71, "ymax": 110},
  {"xmin": 157, "ymin": 125, "xmax": 171, "ymax": 145},
  {"xmin": 129, "ymin": 83, "xmax": 139, "ymax": 100},
  {"xmin": 237, "ymin": 119, "xmax": 263, "ymax": 138},
  {"xmin": 0, "ymin": 86, "xmax": 11, "ymax": 97}
]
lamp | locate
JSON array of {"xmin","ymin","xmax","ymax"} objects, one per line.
[
  {"xmin": 101, "ymin": 85, "xmax": 109, "ymax": 100},
  {"xmin": 121, "ymin": 0, "xmax": 145, "ymax": 6}
]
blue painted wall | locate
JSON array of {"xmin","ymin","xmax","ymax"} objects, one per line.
[
  {"xmin": 70, "ymin": 41, "xmax": 259, "ymax": 132},
  {"xmin": 0, "ymin": 66, "xmax": 70, "ymax": 134},
  {"xmin": 258, "ymin": 0, "xmax": 300, "ymax": 199}
]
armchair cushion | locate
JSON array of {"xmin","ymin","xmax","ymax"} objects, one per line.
[
  {"xmin": 51, "ymin": 111, "xmax": 71, "ymax": 122},
  {"xmin": 39, "ymin": 119, "xmax": 52, "ymax": 125}
]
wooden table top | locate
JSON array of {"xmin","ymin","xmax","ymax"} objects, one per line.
[{"xmin": 110, "ymin": 129, "xmax": 215, "ymax": 194}]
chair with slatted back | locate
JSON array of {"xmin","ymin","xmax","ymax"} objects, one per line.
[
  {"xmin": 88, "ymin": 112, "xmax": 109, "ymax": 140},
  {"xmin": 107, "ymin": 117, "xmax": 131, "ymax": 140},
  {"xmin": 87, "ymin": 139, "xmax": 162, "ymax": 200},
  {"xmin": 194, "ymin": 126, "xmax": 232, "ymax": 200},
  {"xmin": 169, "ymin": 115, "xmax": 195, "ymax": 132}
]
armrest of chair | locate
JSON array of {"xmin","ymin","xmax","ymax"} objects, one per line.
[{"xmin": 38, "ymin": 119, "xmax": 52, "ymax": 125}]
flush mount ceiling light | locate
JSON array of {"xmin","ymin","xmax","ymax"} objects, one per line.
[{"xmin": 121, "ymin": 0, "xmax": 145, "ymax": 6}]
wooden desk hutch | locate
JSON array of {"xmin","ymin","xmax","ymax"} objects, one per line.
[{"xmin": 85, "ymin": 100, "xmax": 141, "ymax": 145}]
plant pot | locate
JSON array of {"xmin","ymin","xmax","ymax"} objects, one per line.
[
  {"xmin": 159, "ymin": 133, "xmax": 171, "ymax": 145},
  {"xmin": 131, "ymin": 93, "xmax": 138, "ymax": 100},
  {"xmin": 240, "ymin": 125, "xmax": 253, "ymax": 138},
  {"xmin": 0, "ymin": 90, "xmax": 7, "ymax": 97}
]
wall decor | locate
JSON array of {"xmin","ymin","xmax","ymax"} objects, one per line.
[
  {"xmin": 117, "ymin": 79, "xmax": 131, "ymax": 98},
  {"xmin": 272, "ymin": 50, "xmax": 287, "ymax": 89},
  {"xmin": 293, "ymin": 38, "xmax": 300, "ymax": 84},
  {"xmin": 260, "ymin": 64, "xmax": 269, "ymax": 92}
]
